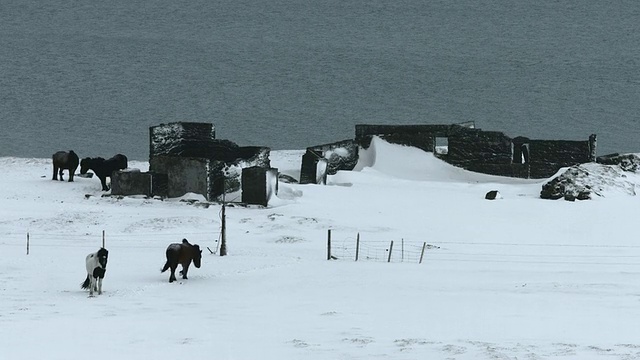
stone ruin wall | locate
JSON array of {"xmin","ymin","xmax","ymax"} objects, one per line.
[
  {"xmin": 149, "ymin": 122, "xmax": 216, "ymax": 159},
  {"xmin": 528, "ymin": 139, "xmax": 594, "ymax": 178},
  {"xmin": 356, "ymin": 124, "xmax": 451, "ymax": 152},
  {"xmin": 241, "ymin": 166, "xmax": 279, "ymax": 206},
  {"xmin": 447, "ymin": 130, "xmax": 530, "ymax": 178},
  {"xmin": 145, "ymin": 122, "xmax": 271, "ymax": 201},
  {"xmin": 149, "ymin": 156, "xmax": 210, "ymax": 199},
  {"xmin": 300, "ymin": 139, "xmax": 358, "ymax": 184},
  {"xmin": 111, "ymin": 170, "xmax": 168, "ymax": 198},
  {"xmin": 354, "ymin": 124, "xmax": 596, "ymax": 179}
]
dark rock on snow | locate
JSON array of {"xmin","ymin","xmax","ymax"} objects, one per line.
[{"xmin": 485, "ymin": 190, "xmax": 501, "ymax": 200}]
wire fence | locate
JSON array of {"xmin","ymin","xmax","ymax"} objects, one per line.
[
  {"xmin": 331, "ymin": 235, "xmax": 435, "ymax": 263},
  {"xmin": 1, "ymin": 229, "xmax": 222, "ymax": 254},
  {"xmin": 327, "ymin": 230, "xmax": 437, "ymax": 264},
  {"xmin": 5, "ymin": 228, "xmax": 640, "ymax": 267},
  {"xmin": 326, "ymin": 230, "xmax": 640, "ymax": 267},
  {"xmin": 2, "ymin": 205, "xmax": 229, "ymax": 254}
]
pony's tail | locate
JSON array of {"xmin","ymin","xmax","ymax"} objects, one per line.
[
  {"xmin": 80, "ymin": 275, "xmax": 91, "ymax": 289},
  {"xmin": 161, "ymin": 261, "xmax": 170, "ymax": 273}
]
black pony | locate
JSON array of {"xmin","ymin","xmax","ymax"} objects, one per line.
[
  {"xmin": 52, "ymin": 150, "xmax": 79, "ymax": 182},
  {"xmin": 161, "ymin": 239, "xmax": 202, "ymax": 283},
  {"xmin": 80, "ymin": 154, "xmax": 128, "ymax": 191}
]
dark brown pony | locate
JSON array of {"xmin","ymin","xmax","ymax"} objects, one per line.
[
  {"xmin": 161, "ymin": 239, "xmax": 202, "ymax": 283},
  {"xmin": 52, "ymin": 150, "xmax": 80, "ymax": 182},
  {"xmin": 80, "ymin": 154, "xmax": 128, "ymax": 190}
]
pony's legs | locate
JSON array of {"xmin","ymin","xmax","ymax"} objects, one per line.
[
  {"xmin": 97, "ymin": 278, "xmax": 103, "ymax": 295},
  {"xmin": 181, "ymin": 263, "xmax": 190, "ymax": 279},
  {"xmin": 99, "ymin": 176, "xmax": 109, "ymax": 191},
  {"xmin": 88, "ymin": 277, "xmax": 95, "ymax": 297},
  {"xmin": 52, "ymin": 166, "xmax": 58, "ymax": 180},
  {"xmin": 59, "ymin": 168, "xmax": 64, "ymax": 181},
  {"xmin": 169, "ymin": 266, "xmax": 177, "ymax": 282}
]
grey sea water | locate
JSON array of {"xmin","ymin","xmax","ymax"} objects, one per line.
[{"xmin": 1, "ymin": 0, "xmax": 639, "ymax": 160}]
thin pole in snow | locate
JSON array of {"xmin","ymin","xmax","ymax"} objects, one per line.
[
  {"xmin": 327, "ymin": 229, "xmax": 332, "ymax": 260},
  {"xmin": 419, "ymin": 242, "xmax": 427, "ymax": 264},
  {"xmin": 220, "ymin": 201, "xmax": 227, "ymax": 256}
]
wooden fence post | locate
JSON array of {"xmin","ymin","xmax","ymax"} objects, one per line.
[
  {"xmin": 387, "ymin": 240, "xmax": 394, "ymax": 263},
  {"xmin": 419, "ymin": 242, "xmax": 427, "ymax": 264},
  {"xmin": 26, "ymin": 232, "xmax": 29, "ymax": 255},
  {"xmin": 327, "ymin": 229, "xmax": 332, "ymax": 260},
  {"xmin": 355, "ymin": 232, "xmax": 360, "ymax": 261},
  {"xmin": 102, "ymin": 230, "xmax": 105, "ymax": 248},
  {"xmin": 220, "ymin": 202, "xmax": 227, "ymax": 256}
]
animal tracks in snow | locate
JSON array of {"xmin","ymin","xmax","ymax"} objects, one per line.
[
  {"xmin": 289, "ymin": 338, "xmax": 640, "ymax": 359},
  {"xmin": 274, "ymin": 235, "xmax": 304, "ymax": 244}
]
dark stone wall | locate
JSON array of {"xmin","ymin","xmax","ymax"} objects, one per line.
[
  {"xmin": 207, "ymin": 147, "xmax": 272, "ymax": 201},
  {"xmin": 377, "ymin": 133, "xmax": 435, "ymax": 153},
  {"xmin": 151, "ymin": 121, "xmax": 265, "ymax": 164},
  {"xmin": 241, "ymin": 167, "xmax": 278, "ymax": 206},
  {"xmin": 528, "ymin": 140, "xmax": 592, "ymax": 178},
  {"xmin": 311, "ymin": 140, "xmax": 358, "ymax": 175},
  {"xmin": 299, "ymin": 140, "xmax": 358, "ymax": 184},
  {"xmin": 111, "ymin": 171, "xmax": 168, "ymax": 197},
  {"xmin": 589, "ymin": 134, "xmax": 597, "ymax": 162},
  {"xmin": 356, "ymin": 124, "xmax": 453, "ymax": 140},
  {"xmin": 149, "ymin": 122, "xmax": 271, "ymax": 201},
  {"xmin": 300, "ymin": 150, "xmax": 321, "ymax": 185},
  {"xmin": 447, "ymin": 130, "xmax": 513, "ymax": 166},
  {"xmin": 355, "ymin": 124, "xmax": 471, "ymax": 152},
  {"xmin": 149, "ymin": 122, "xmax": 215, "ymax": 159},
  {"xmin": 528, "ymin": 140, "xmax": 591, "ymax": 165},
  {"xmin": 149, "ymin": 156, "xmax": 209, "ymax": 199},
  {"xmin": 352, "ymin": 123, "xmax": 595, "ymax": 179}
]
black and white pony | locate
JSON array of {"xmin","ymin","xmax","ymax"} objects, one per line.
[{"xmin": 81, "ymin": 248, "xmax": 109, "ymax": 297}]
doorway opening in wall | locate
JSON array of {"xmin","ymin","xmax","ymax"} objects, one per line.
[
  {"xmin": 512, "ymin": 142, "xmax": 530, "ymax": 164},
  {"xmin": 521, "ymin": 143, "xmax": 530, "ymax": 163},
  {"xmin": 435, "ymin": 137, "xmax": 448, "ymax": 155}
]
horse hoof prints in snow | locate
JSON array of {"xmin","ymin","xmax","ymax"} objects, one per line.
[
  {"xmin": 80, "ymin": 154, "xmax": 128, "ymax": 191},
  {"xmin": 81, "ymin": 248, "xmax": 108, "ymax": 297},
  {"xmin": 162, "ymin": 239, "xmax": 202, "ymax": 283},
  {"xmin": 52, "ymin": 150, "xmax": 79, "ymax": 182}
]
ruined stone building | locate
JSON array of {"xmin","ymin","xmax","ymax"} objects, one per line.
[
  {"xmin": 301, "ymin": 123, "xmax": 597, "ymax": 183},
  {"xmin": 112, "ymin": 122, "xmax": 276, "ymax": 205}
]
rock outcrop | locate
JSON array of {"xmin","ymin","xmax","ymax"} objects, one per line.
[{"xmin": 540, "ymin": 155, "xmax": 640, "ymax": 200}]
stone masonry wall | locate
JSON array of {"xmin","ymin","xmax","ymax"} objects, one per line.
[{"xmin": 149, "ymin": 122, "xmax": 215, "ymax": 159}]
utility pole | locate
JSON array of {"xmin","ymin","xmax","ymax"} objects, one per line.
[{"xmin": 220, "ymin": 180, "xmax": 227, "ymax": 256}]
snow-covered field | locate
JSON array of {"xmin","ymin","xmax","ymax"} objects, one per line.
[{"xmin": 2, "ymin": 138, "xmax": 640, "ymax": 360}]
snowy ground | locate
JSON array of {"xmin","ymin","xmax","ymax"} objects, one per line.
[{"xmin": 2, "ymin": 138, "xmax": 640, "ymax": 360}]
